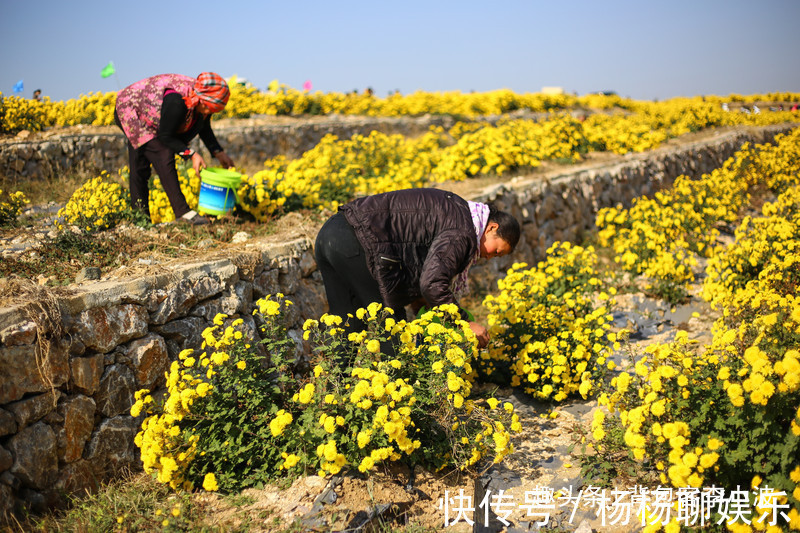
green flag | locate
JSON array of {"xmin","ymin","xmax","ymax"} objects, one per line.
[{"xmin": 101, "ymin": 61, "xmax": 115, "ymax": 78}]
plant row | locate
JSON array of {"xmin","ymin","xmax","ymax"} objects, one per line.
[
  {"xmin": 592, "ymin": 129, "xmax": 800, "ymax": 531},
  {"xmin": 132, "ymin": 301, "xmax": 520, "ymax": 492},
  {"xmin": 48, "ymin": 102, "xmax": 799, "ymax": 229},
  {"xmin": 1, "ymin": 86, "xmax": 798, "ymax": 134}
]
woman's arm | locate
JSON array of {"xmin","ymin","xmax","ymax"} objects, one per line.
[
  {"xmin": 420, "ymin": 231, "xmax": 489, "ymax": 347},
  {"xmin": 158, "ymin": 92, "xmax": 194, "ymax": 157},
  {"xmin": 419, "ymin": 230, "xmax": 474, "ymax": 307},
  {"xmin": 198, "ymin": 119, "xmax": 234, "ymax": 168},
  {"xmin": 197, "ymin": 118, "xmax": 223, "ymax": 156}
]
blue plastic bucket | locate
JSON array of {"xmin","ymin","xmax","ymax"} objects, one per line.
[{"xmin": 198, "ymin": 168, "xmax": 242, "ymax": 216}]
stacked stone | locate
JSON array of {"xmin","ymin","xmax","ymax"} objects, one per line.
[
  {"xmin": 0, "ymin": 238, "xmax": 323, "ymax": 517},
  {"xmin": 0, "ymin": 111, "xmax": 564, "ymax": 181},
  {"xmin": 0, "ymin": 115, "xmax": 464, "ymax": 181}
]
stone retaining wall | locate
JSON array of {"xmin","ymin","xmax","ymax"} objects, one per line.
[
  {"xmin": 0, "ymin": 123, "xmax": 792, "ymax": 518},
  {"xmin": 0, "ymin": 115, "xmax": 470, "ymax": 181}
]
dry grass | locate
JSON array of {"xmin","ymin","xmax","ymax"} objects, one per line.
[{"xmin": 1, "ymin": 168, "xmax": 100, "ymax": 206}]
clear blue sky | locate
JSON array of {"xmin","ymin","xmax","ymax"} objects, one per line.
[{"xmin": 2, "ymin": 0, "xmax": 798, "ymax": 102}]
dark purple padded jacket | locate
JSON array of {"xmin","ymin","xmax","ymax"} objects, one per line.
[{"xmin": 340, "ymin": 188, "xmax": 477, "ymax": 313}]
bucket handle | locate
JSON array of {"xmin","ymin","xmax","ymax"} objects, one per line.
[{"xmin": 222, "ymin": 186, "xmax": 238, "ymax": 212}]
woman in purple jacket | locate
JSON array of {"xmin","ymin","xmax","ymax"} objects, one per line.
[
  {"xmin": 114, "ymin": 72, "xmax": 235, "ymax": 225},
  {"xmin": 315, "ymin": 188, "xmax": 520, "ymax": 348}
]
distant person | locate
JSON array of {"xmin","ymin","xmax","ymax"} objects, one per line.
[
  {"xmin": 114, "ymin": 72, "xmax": 235, "ymax": 225},
  {"xmin": 721, "ymin": 103, "xmax": 729, "ymax": 112},
  {"xmin": 364, "ymin": 87, "xmax": 374, "ymax": 97},
  {"xmin": 32, "ymin": 89, "xmax": 42, "ymax": 101}
]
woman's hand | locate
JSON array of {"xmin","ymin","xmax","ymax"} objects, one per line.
[
  {"xmin": 191, "ymin": 152, "xmax": 207, "ymax": 176},
  {"xmin": 215, "ymin": 151, "xmax": 235, "ymax": 169},
  {"xmin": 468, "ymin": 321, "xmax": 489, "ymax": 349}
]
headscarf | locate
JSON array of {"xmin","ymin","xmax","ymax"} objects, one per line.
[
  {"xmin": 184, "ymin": 72, "xmax": 230, "ymax": 113},
  {"xmin": 451, "ymin": 201, "xmax": 490, "ymax": 300}
]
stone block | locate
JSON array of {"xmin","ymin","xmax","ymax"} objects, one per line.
[
  {"xmin": 155, "ymin": 316, "xmax": 206, "ymax": 344},
  {"xmin": 68, "ymin": 337, "xmax": 86, "ymax": 356},
  {"xmin": 232, "ymin": 281, "xmax": 253, "ymax": 313},
  {"xmin": 70, "ymin": 353, "xmax": 104, "ymax": 395},
  {"xmin": 150, "ymin": 278, "xmax": 210, "ymax": 325},
  {"xmin": 126, "ymin": 333, "xmax": 169, "ymax": 390},
  {"xmin": 0, "ymin": 320, "xmax": 37, "ymax": 346},
  {"xmin": 291, "ymin": 279, "xmax": 327, "ymax": 326},
  {"xmin": 253, "ymin": 269, "xmax": 280, "ymax": 298},
  {"xmin": 72, "ymin": 304, "xmax": 148, "ymax": 353},
  {"xmin": 299, "ymin": 249, "xmax": 317, "ymax": 277},
  {"xmin": 0, "ymin": 408, "xmax": 17, "ymax": 438},
  {"xmin": 8, "ymin": 422, "xmax": 58, "ymax": 490},
  {"xmin": 0, "ymin": 483, "xmax": 12, "ymax": 521},
  {"xmin": 95, "ymin": 364, "xmax": 135, "ymax": 418},
  {"xmin": 155, "ymin": 317, "xmax": 206, "ymax": 359},
  {"xmin": 59, "ymin": 395, "xmax": 96, "ymax": 463},
  {"xmin": 192, "ymin": 276, "xmax": 226, "ymax": 301},
  {"xmin": 84, "ymin": 416, "xmax": 139, "ymax": 477},
  {"xmin": 0, "ymin": 444, "xmax": 12, "ymax": 472},
  {"xmin": 0, "ymin": 341, "xmax": 68, "ymax": 404},
  {"xmin": 75, "ymin": 267, "xmax": 101, "ymax": 283},
  {"xmin": 6, "ymin": 390, "xmax": 61, "ymax": 429},
  {"xmin": 191, "ymin": 293, "xmax": 242, "ymax": 322},
  {"xmin": 0, "ymin": 470, "xmax": 20, "ymax": 490},
  {"xmin": 278, "ymin": 261, "xmax": 302, "ymax": 294},
  {"xmin": 55, "ymin": 459, "xmax": 98, "ymax": 496},
  {"xmin": 43, "ymin": 410, "xmax": 64, "ymax": 425},
  {"xmin": 535, "ymin": 193, "xmax": 558, "ymax": 222},
  {"xmin": 18, "ymin": 487, "xmax": 48, "ymax": 514}
]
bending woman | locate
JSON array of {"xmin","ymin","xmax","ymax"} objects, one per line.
[
  {"xmin": 315, "ymin": 188, "xmax": 520, "ymax": 348},
  {"xmin": 114, "ymin": 72, "xmax": 235, "ymax": 225}
]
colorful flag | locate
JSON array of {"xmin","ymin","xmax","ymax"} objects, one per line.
[
  {"xmin": 303, "ymin": 80, "xmax": 312, "ymax": 92},
  {"xmin": 101, "ymin": 61, "xmax": 115, "ymax": 78},
  {"xmin": 268, "ymin": 79, "xmax": 279, "ymax": 92},
  {"xmin": 12, "ymin": 79, "xmax": 23, "ymax": 94}
]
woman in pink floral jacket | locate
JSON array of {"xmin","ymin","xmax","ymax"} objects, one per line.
[{"xmin": 114, "ymin": 72, "xmax": 234, "ymax": 225}]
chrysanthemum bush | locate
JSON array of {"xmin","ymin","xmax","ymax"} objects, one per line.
[
  {"xmin": 431, "ymin": 115, "xmax": 587, "ymax": 181},
  {"xmin": 480, "ymin": 241, "xmax": 618, "ymax": 402},
  {"xmin": 3, "ymin": 87, "xmax": 799, "ymax": 134},
  {"xmin": 595, "ymin": 127, "xmax": 800, "ymax": 304},
  {"xmin": 703, "ymin": 213, "xmax": 798, "ymax": 310},
  {"xmin": 56, "ymin": 160, "xmax": 203, "ymax": 229},
  {"xmin": 235, "ymin": 110, "xmax": 800, "ymax": 223},
  {"xmin": 52, "ymin": 102, "xmax": 800, "ymax": 231},
  {"xmin": 146, "ymin": 160, "xmax": 203, "ymax": 224},
  {"xmin": 56, "ymin": 171, "xmax": 132, "ymax": 232},
  {"xmin": 589, "ymin": 147, "xmax": 800, "ymax": 532},
  {"xmin": 237, "ymin": 128, "xmax": 444, "ymax": 217},
  {"xmin": 131, "ymin": 296, "xmax": 520, "ymax": 493},
  {"xmin": 0, "ymin": 93, "xmax": 50, "ymax": 133},
  {"xmin": 0, "ymin": 188, "xmax": 29, "ymax": 226},
  {"xmin": 594, "ymin": 290, "xmax": 800, "ymax": 529}
]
